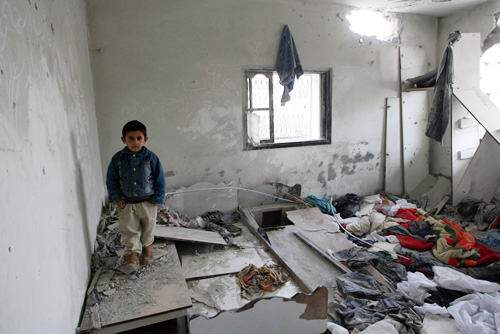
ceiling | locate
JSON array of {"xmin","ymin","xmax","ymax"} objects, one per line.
[{"xmin": 322, "ymin": 0, "xmax": 491, "ymax": 17}]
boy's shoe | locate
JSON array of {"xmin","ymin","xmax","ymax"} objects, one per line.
[
  {"xmin": 124, "ymin": 252, "xmax": 140, "ymax": 268},
  {"xmin": 142, "ymin": 245, "xmax": 154, "ymax": 263}
]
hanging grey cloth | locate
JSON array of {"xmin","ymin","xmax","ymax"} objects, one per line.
[
  {"xmin": 425, "ymin": 31, "xmax": 461, "ymax": 142},
  {"xmin": 276, "ymin": 25, "xmax": 304, "ymax": 105}
]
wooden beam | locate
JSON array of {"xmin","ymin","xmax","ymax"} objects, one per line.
[{"xmin": 293, "ymin": 231, "xmax": 351, "ymax": 274}]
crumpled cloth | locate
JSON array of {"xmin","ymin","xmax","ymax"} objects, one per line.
[
  {"xmin": 344, "ymin": 210, "xmax": 400, "ymax": 237},
  {"xmin": 416, "ymin": 209, "xmax": 480, "ymax": 267},
  {"xmin": 397, "ymin": 271, "xmax": 438, "ymax": 305},
  {"xmin": 276, "ymin": 25, "xmax": 303, "ymax": 105},
  {"xmin": 432, "ymin": 266, "xmax": 500, "ymax": 294},
  {"xmin": 425, "ymin": 31, "xmax": 461, "ymax": 142},
  {"xmin": 447, "ymin": 291, "xmax": 500, "ymax": 334},
  {"xmin": 237, "ymin": 264, "xmax": 289, "ymax": 300},
  {"xmin": 157, "ymin": 208, "xmax": 200, "ymax": 228}
]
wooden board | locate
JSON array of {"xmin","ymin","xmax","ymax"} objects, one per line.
[
  {"xmin": 385, "ymin": 97, "xmax": 403, "ymax": 195},
  {"xmin": 189, "ymin": 287, "xmax": 328, "ymax": 334},
  {"xmin": 154, "ymin": 225, "xmax": 227, "ymax": 246},
  {"xmin": 456, "ymin": 133, "xmax": 500, "ymax": 203},
  {"xmin": 78, "ymin": 241, "xmax": 191, "ymax": 333},
  {"xmin": 401, "ymin": 90, "xmax": 430, "ymax": 193},
  {"xmin": 454, "ymin": 88, "xmax": 500, "ymax": 145},
  {"xmin": 182, "ymin": 248, "xmax": 264, "ymax": 280},
  {"xmin": 285, "ymin": 208, "xmax": 339, "ymax": 233}
]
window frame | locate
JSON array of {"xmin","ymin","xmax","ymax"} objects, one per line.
[{"xmin": 243, "ymin": 68, "xmax": 332, "ymax": 150}]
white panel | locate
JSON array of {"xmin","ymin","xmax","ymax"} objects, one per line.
[
  {"xmin": 453, "ymin": 33, "xmax": 480, "ymax": 91},
  {"xmin": 400, "ymin": 46, "xmax": 431, "ymax": 193},
  {"xmin": 401, "ymin": 91, "xmax": 430, "ymax": 193},
  {"xmin": 182, "ymin": 248, "xmax": 264, "ymax": 280},
  {"xmin": 385, "ymin": 97, "xmax": 403, "ymax": 194},
  {"xmin": 456, "ymin": 133, "xmax": 500, "ymax": 203},
  {"xmin": 454, "ymin": 88, "xmax": 500, "ymax": 145},
  {"xmin": 451, "ymin": 97, "xmax": 480, "ymax": 205}
]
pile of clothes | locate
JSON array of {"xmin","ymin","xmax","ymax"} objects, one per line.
[{"xmin": 315, "ymin": 193, "xmax": 500, "ymax": 333}]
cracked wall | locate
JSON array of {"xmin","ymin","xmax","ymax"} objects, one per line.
[{"xmin": 89, "ymin": 0, "xmax": 437, "ymax": 198}]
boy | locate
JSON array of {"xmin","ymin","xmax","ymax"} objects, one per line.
[{"xmin": 106, "ymin": 120, "xmax": 166, "ymax": 269}]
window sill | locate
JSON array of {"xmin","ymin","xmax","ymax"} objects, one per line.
[{"xmin": 244, "ymin": 139, "xmax": 331, "ymax": 151}]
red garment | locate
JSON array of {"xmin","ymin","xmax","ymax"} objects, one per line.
[
  {"xmin": 395, "ymin": 234, "xmax": 435, "ymax": 251},
  {"xmin": 475, "ymin": 242, "xmax": 500, "ymax": 266},
  {"xmin": 395, "ymin": 208, "xmax": 423, "ymax": 221}
]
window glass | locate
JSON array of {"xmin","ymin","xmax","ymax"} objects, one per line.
[{"xmin": 244, "ymin": 69, "xmax": 331, "ymax": 150}]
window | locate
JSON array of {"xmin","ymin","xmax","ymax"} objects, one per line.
[{"xmin": 244, "ymin": 69, "xmax": 332, "ymax": 150}]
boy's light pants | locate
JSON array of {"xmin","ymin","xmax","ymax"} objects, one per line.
[{"xmin": 118, "ymin": 202, "xmax": 158, "ymax": 255}]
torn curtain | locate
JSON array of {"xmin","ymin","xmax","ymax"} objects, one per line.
[
  {"xmin": 276, "ymin": 25, "xmax": 304, "ymax": 105},
  {"xmin": 425, "ymin": 31, "xmax": 461, "ymax": 142}
]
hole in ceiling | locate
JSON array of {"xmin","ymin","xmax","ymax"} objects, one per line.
[{"xmin": 346, "ymin": 10, "xmax": 399, "ymax": 42}]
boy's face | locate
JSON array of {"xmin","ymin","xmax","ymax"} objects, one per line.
[{"xmin": 122, "ymin": 130, "xmax": 148, "ymax": 153}]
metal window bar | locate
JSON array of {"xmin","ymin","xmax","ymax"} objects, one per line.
[{"xmin": 247, "ymin": 71, "xmax": 274, "ymax": 143}]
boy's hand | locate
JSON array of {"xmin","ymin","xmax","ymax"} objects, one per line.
[{"xmin": 115, "ymin": 199, "xmax": 126, "ymax": 209}]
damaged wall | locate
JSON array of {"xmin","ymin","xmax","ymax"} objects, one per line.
[
  {"xmin": 430, "ymin": 0, "xmax": 500, "ymax": 196},
  {"xmin": 0, "ymin": 0, "xmax": 104, "ymax": 333},
  {"xmin": 88, "ymin": 0, "xmax": 438, "ymax": 199}
]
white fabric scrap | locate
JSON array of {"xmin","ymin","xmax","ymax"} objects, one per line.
[
  {"xmin": 447, "ymin": 292, "xmax": 500, "ymax": 334},
  {"xmin": 326, "ymin": 322, "xmax": 349, "ymax": 334},
  {"xmin": 433, "ymin": 266, "xmax": 500, "ymax": 293},
  {"xmin": 388, "ymin": 199, "xmax": 417, "ymax": 216},
  {"xmin": 397, "ymin": 271, "xmax": 438, "ymax": 305},
  {"xmin": 414, "ymin": 303, "xmax": 450, "ymax": 317}
]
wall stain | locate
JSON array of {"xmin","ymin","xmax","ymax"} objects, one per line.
[
  {"xmin": 165, "ymin": 170, "xmax": 176, "ymax": 177},
  {"xmin": 341, "ymin": 165, "xmax": 357, "ymax": 175},
  {"xmin": 317, "ymin": 171, "xmax": 327, "ymax": 188},
  {"xmin": 236, "ymin": 169, "xmax": 242, "ymax": 173},
  {"xmin": 219, "ymin": 170, "xmax": 225, "ymax": 177},
  {"xmin": 341, "ymin": 152, "xmax": 374, "ymax": 164},
  {"xmin": 328, "ymin": 163, "xmax": 337, "ymax": 181}
]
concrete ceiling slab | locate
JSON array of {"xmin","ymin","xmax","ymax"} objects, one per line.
[{"xmin": 312, "ymin": 0, "xmax": 491, "ymax": 17}]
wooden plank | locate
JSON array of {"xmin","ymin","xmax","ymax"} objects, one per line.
[
  {"xmin": 154, "ymin": 226, "xmax": 227, "ymax": 246},
  {"xmin": 79, "ymin": 241, "xmax": 192, "ymax": 332},
  {"xmin": 456, "ymin": 133, "xmax": 500, "ymax": 203},
  {"xmin": 454, "ymin": 88, "xmax": 500, "ymax": 145},
  {"xmin": 182, "ymin": 248, "xmax": 264, "ymax": 280},
  {"xmin": 401, "ymin": 90, "xmax": 430, "ymax": 193},
  {"xmin": 400, "ymin": 46, "xmax": 430, "ymax": 194},
  {"xmin": 239, "ymin": 206, "xmax": 313, "ymax": 293},
  {"xmin": 385, "ymin": 97, "xmax": 403, "ymax": 194},
  {"xmin": 266, "ymin": 225, "xmax": 344, "ymax": 290},
  {"xmin": 189, "ymin": 287, "xmax": 328, "ymax": 334},
  {"xmin": 285, "ymin": 208, "xmax": 339, "ymax": 233},
  {"xmin": 293, "ymin": 231, "xmax": 351, "ymax": 273}
]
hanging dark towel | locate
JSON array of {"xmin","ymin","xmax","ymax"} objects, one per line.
[
  {"xmin": 276, "ymin": 25, "xmax": 304, "ymax": 105},
  {"xmin": 425, "ymin": 31, "xmax": 461, "ymax": 142}
]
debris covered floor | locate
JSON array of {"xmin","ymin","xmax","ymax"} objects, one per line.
[{"xmin": 78, "ymin": 187, "xmax": 500, "ymax": 334}]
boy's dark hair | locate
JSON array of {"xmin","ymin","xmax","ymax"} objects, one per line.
[{"xmin": 122, "ymin": 120, "xmax": 147, "ymax": 138}]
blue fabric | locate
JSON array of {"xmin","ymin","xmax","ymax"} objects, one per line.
[
  {"xmin": 106, "ymin": 146, "xmax": 166, "ymax": 204},
  {"xmin": 276, "ymin": 25, "xmax": 304, "ymax": 105},
  {"xmin": 305, "ymin": 195, "xmax": 337, "ymax": 214}
]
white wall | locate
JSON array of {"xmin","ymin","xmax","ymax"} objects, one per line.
[
  {"xmin": 430, "ymin": 0, "xmax": 500, "ymax": 177},
  {"xmin": 88, "ymin": 0, "xmax": 437, "ymax": 199},
  {"xmin": 0, "ymin": 0, "xmax": 104, "ymax": 333},
  {"xmin": 432, "ymin": 0, "xmax": 500, "ymax": 199}
]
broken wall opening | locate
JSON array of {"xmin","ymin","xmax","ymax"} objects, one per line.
[{"xmin": 252, "ymin": 206, "xmax": 296, "ymax": 229}]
